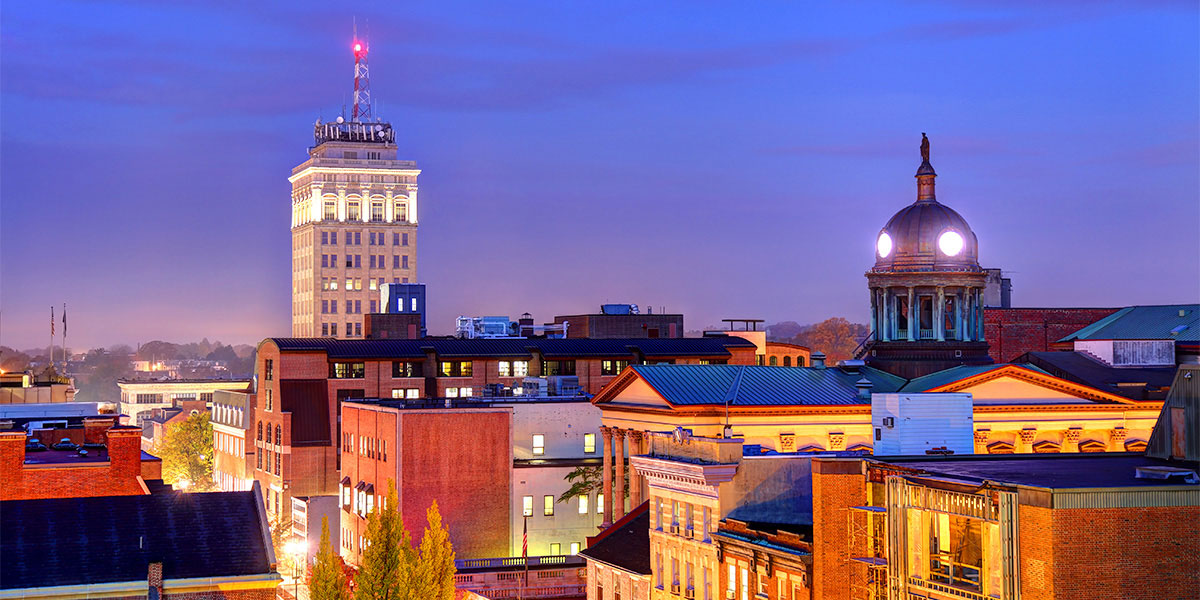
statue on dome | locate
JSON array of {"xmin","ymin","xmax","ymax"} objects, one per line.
[{"xmin": 920, "ymin": 133, "xmax": 930, "ymax": 162}]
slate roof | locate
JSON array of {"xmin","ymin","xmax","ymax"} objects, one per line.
[
  {"xmin": 1058, "ymin": 304, "xmax": 1200, "ymax": 343},
  {"xmin": 1, "ymin": 490, "xmax": 273, "ymax": 590},
  {"xmin": 627, "ymin": 364, "xmax": 905, "ymax": 406},
  {"xmin": 899, "ymin": 363, "xmax": 1048, "ymax": 393},
  {"xmin": 1020, "ymin": 351, "xmax": 1176, "ymax": 401},
  {"xmin": 579, "ymin": 502, "xmax": 651, "ymax": 575},
  {"xmin": 267, "ymin": 336, "xmax": 756, "ymax": 360}
]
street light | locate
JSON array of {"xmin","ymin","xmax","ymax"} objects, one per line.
[{"xmin": 284, "ymin": 539, "xmax": 306, "ymax": 599}]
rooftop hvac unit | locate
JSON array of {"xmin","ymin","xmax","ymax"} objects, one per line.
[
  {"xmin": 521, "ymin": 377, "xmax": 549, "ymax": 397},
  {"xmin": 547, "ymin": 376, "xmax": 581, "ymax": 397}
]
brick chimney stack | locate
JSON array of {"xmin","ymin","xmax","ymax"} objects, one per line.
[
  {"xmin": 107, "ymin": 426, "xmax": 144, "ymax": 479},
  {"xmin": 0, "ymin": 431, "xmax": 26, "ymax": 487},
  {"xmin": 84, "ymin": 416, "xmax": 117, "ymax": 445}
]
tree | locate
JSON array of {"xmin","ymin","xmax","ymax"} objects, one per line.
[
  {"xmin": 557, "ymin": 465, "xmax": 627, "ymax": 504},
  {"xmin": 158, "ymin": 411, "xmax": 215, "ymax": 490},
  {"xmin": 355, "ymin": 481, "xmax": 415, "ymax": 600},
  {"xmin": 789, "ymin": 317, "xmax": 869, "ymax": 363},
  {"xmin": 310, "ymin": 516, "xmax": 352, "ymax": 600},
  {"xmin": 415, "ymin": 501, "xmax": 456, "ymax": 600},
  {"xmin": 269, "ymin": 510, "xmax": 295, "ymax": 576}
]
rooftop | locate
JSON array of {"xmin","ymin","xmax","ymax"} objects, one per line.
[
  {"xmin": 579, "ymin": 502, "xmax": 651, "ymax": 575},
  {"xmin": 1021, "ymin": 351, "xmax": 1176, "ymax": 400},
  {"xmin": 899, "ymin": 363, "xmax": 1050, "ymax": 393},
  {"xmin": 1058, "ymin": 304, "xmax": 1200, "ymax": 343},
  {"xmin": 1, "ymin": 489, "xmax": 273, "ymax": 590},
  {"xmin": 623, "ymin": 364, "xmax": 905, "ymax": 407},
  {"xmin": 266, "ymin": 336, "xmax": 756, "ymax": 360},
  {"xmin": 874, "ymin": 453, "xmax": 1199, "ymax": 490}
]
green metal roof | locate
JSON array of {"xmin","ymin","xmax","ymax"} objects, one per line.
[
  {"xmin": 629, "ymin": 364, "xmax": 905, "ymax": 406},
  {"xmin": 1057, "ymin": 304, "xmax": 1200, "ymax": 343},
  {"xmin": 899, "ymin": 363, "xmax": 1049, "ymax": 393}
]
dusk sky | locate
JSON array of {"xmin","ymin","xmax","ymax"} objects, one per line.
[{"xmin": 2, "ymin": 1, "xmax": 1197, "ymax": 351}]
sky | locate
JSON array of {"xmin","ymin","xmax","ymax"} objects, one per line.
[{"xmin": 1, "ymin": 1, "xmax": 1197, "ymax": 351}]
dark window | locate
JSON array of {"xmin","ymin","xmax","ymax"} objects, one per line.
[
  {"xmin": 542, "ymin": 360, "xmax": 576, "ymax": 376},
  {"xmin": 256, "ymin": 450, "xmax": 262, "ymax": 469},
  {"xmin": 275, "ymin": 425, "xmax": 282, "ymax": 445},
  {"xmin": 330, "ymin": 362, "xmax": 366, "ymax": 379},
  {"xmin": 257, "ymin": 422, "xmax": 262, "ymax": 441},
  {"xmin": 265, "ymin": 359, "xmax": 274, "ymax": 381},
  {"xmin": 769, "ymin": 356, "xmax": 778, "ymax": 366},
  {"xmin": 275, "ymin": 452, "xmax": 281, "ymax": 475},
  {"xmin": 783, "ymin": 356, "xmax": 791, "ymax": 367},
  {"xmin": 393, "ymin": 361, "xmax": 423, "ymax": 378}
]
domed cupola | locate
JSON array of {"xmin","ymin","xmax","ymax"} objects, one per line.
[
  {"xmin": 872, "ymin": 133, "xmax": 981, "ymax": 273},
  {"xmin": 861, "ymin": 134, "xmax": 994, "ymax": 379}
]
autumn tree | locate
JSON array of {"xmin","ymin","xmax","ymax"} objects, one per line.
[
  {"xmin": 355, "ymin": 481, "xmax": 416, "ymax": 600},
  {"xmin": 159, "ymin": 410, "xmax": 215, "ymax": 490},
  {"xmin": 415, "ymin": 501, "xmax": 456, "ymax": 600},
  {"xmin": 788, "ymin": 317, "xmax": 869, "ymax": 363},
  {"xmin": 310, "ymin": 517, "xmax": 352, "ymax": 600}
]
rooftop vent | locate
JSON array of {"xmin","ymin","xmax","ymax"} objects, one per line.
[
  {"xmin": 812, "ymin": 352, "xmax": 827, "ymax": 370},
  {"xmin": 840, "ymin": 359, "xmax": 866, "ymax": 374},
  {"xmin": 1135, "ymin": 466, "xmax": 1199, "ymax": 484},
  {"xmin": 855, "ymin": 377, "xmax": 873, "ymax": 400}
]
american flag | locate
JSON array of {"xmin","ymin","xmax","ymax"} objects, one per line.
[{"xmin": 521, "ymin": 516, "xmax": 528, "ymax": 558}]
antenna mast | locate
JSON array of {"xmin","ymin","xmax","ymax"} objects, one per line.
[{"xmin": 351, "ymin": 19, "xmax": 372, "ymax": 122}]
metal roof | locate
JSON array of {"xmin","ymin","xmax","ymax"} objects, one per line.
[
  {"xmin": 1058, "ymin": 304, "xmax": 1200, "ymax": 343},
  {"xmin": 899, "ymin": 363, "xmax": 1049, "ymax": 393},
  {"xmin": 267, "ymin": 336, "xmax": 756, "ymax": 360},
  {"xmin": 629, "ymin": 364, "xmax": 905, "ymax": 406}
]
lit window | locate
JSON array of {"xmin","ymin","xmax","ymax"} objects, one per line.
[
  {"xmin": 498, "ymin": 361, "xmax": 511, "ymax": 377},
  {"xmin": 347, "ymin": 201, "xmax": 361, "ymax": 221},
  {"xmin": 371, "ymin": 202, "xmax": 384, "ymax": 222},
  {"xmin": 446, "ymin": 388, "xmax": 459, "ymax": 398},
  {"xmin": 460, "ymin": 387, "xmax": 472, "ymax": 397},
  {"xmin": 391, "ymin": 389, "xmax": 405, "ymax": 399},
  {"xmin": 323, "ymin": 201, "xmax": 336, "ymax": 220},
  {"xmin": 578, "ymin": 495, "xmax": 589, "ymax": 514},
  {"xmin": 550, "ymin": 542, "xmax": 561, "ymax": 555},
  {"xmin": 513, "ymin": 360, "xmax": 529, "ymax": 376},
  {"xmin": 544, "ymin": 495, "xmax": 554, "ymax": 516},
  {"xmin": 584, "ymin": 433, "xmax": 596, "ymax": 454},
  {"xmin": 596, "ymin": 494, "xmax": 604, "ymax": 515},
  {"xmin": 406, "ymin": 389, "xmax": 419, "ymax": 399},
  {"xmin": 522, "ymin": 495, "xmax": 534, "ymax": 517},
  {"xmin": 569, "ymin": 542, "xmax": 579, "ymax": 555},
  {"xmin": 532, "ymin": 434, "xmax": 545, "ymax": 455}
]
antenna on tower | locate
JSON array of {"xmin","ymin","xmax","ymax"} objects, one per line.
[{"xmin": 351, "ymin": 18, "xmax": 373, "ymax": 122}]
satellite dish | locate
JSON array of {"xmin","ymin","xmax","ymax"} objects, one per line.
[{"xmin": 336, "ymin": 116, "xmax": 344, "ymax": 124}]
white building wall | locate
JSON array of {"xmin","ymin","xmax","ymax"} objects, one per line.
[{"xmin": 871, "ymin": 393, "xmax": 974, "ymax": 455}]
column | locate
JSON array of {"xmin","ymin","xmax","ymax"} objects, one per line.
[
  {"xmin": 935, "ymin": 286, "xmax": 946, "ymax": 342},
  {"xmin": 961, "ymin": 290, "xmax": 972, "ymax": 342},
  {"xmin": 975, "ymin": 288, "xmax": 985, "ymax": 341},
  {"xmin": 614, "ymin": 429, "xmax": 627, "ymax": 520},
  {"xmin": 869, "ymin": 288, "xmax": 878, "ymax": 337},
  {"xmin": 906, "ymin": 287, "xmax": 916, "ymax": 342},
  {"xmin": 629, "ymin": 430, "xmax": 644, "ymax": 508},
  {"xmin": 955, "ymin": 289, "xmax": 964, "ymax": 341},
  {"xmin": 601, "ymin": 426, "xmax": 613, "ymax": 527},
  {"xmin": 880, "ymin": 290, "xmax": 890, "ymax": 342}
]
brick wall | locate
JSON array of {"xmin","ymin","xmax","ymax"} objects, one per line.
[
  {"xmin": 1030, "ymin": 505, "xmax": 1199, "ymax": 599},
  {"xmin": 810, "ymin": 458, "xmax": 866, "ymax": 600},
  {"xmin": 0, "ymin": 426, "xmax": 147, "ymax": 500},
  {"xmin": 984, "ymin": 308, "xmax": 1118, "ymax": 363}
]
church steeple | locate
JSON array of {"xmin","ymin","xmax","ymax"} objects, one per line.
[{"xmin": 916, "ymin": 132, "xmax": 936, "ymax": 202}]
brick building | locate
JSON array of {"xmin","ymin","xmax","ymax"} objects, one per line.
[
  {"xmin": 213, "ymin": 388, "xmax": 256, "ymax": 491},
  {"xmin": 339, "ymin": 400, "xmax": 513, "ymax": 561},
  {"xmin": 983, "ymin": 307, "xmax": 1119, "ymax": 363},
  {"xmin": 1, "ymin": 483, "xmax": 279, "ymax": 599},
  {"xmin": 0, "ymin": 423, "xmax": 160, "ymax": 500},
  {"xmin": 715, "ymin": 518, "xmax": 811, "ymax": 600},
  {"xmin": 553, "ymin": 305, "xmax": 684, "ymax": 339}
]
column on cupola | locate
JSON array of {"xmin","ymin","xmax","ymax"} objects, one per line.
[
  {"xmin": 600, "ymin": 426, "xmax": 613, "ymax": 527},
  {"xmin": 936, "ymin": 286, "xmax": 946, "ymax": 342},
  {"xmin": 961, "ymin": 289, "xmax": 973, "ymax": 342},
  {"xmin": 614, "ymin": 428, "xmax": 627, "ymax": 520},
  {"xmin": 869, "ymin": 289, "xmax": 878, "ymax": 338},
  {"xmin": 975, "ymin": 288, "xmax": 985, "ymax": 341},
  {"xmin": 880, "ymin": 289, "xmax": 890, "ymax": 342},
  {"xmin": 955, "ymin": 288, "xmax": 965, "ymax": 341},
  {"xmin": 906, "ymin": 287, "xmax": 916, "ymax": 342}
]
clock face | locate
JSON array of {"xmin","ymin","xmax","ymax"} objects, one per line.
[
  {"xmin": 877, "ymin": 232, "xmax": 893, "ymax": 258},
  {"xmin": 938, "ymin": 230, "xmax": 964, "ymax": 256}
]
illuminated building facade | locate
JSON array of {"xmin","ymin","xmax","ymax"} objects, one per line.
[{"xmin": 289, "ymin": 40, "xmax": 420, "ymax": 338}]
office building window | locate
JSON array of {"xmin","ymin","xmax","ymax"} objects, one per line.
[
  {"xmin": 532, "ymin": 434, "xmax": 545, "ymax": 455},
  {"xmin": 392, "ymin": 255, "xmax": 400, "ymax": 269},
  {"xmin": 370, "ymin": 279, "xmax": 378, "ymax": 291},
  {"xmin": 323, "ymin": 201, "xmax": 337, "ymax": 220},
  {"xmin": 395, "ymin": 201, "xmax": 407, "ymax": 222},
  {"xmin": 402, "ymin": 233, "xmax": 409, "ymax": 246},
  {"xmin": 371, "ymin": 202, "xmax": 384, "ymax": 222},
  {"xmin": 544, "ymin": 495, "xmax": 554, "ymax": 516},
  {"xmin": 393, "ymin": 233, "xmax": 400, "ymax": 245},
  {"xmin": 347, "ymin": 201, "xmax": 361, "ymax": 221},
  {"xmin": 330, "ymin": 323, "xmax": 337, "ymax": 336},
  {"xmin": 330, "ymin": 301, "xmax": 337, "ymax": 314},
  {"xmin": 438, "ymin": 361, "xmax": 473, "ymax": 377},
  {"xmin": 355, "ymin": 300, "xmax": 362, "ymax": 314},
  {"xmin": 355, "ymin": 322, "xmax": 362, "ymax": 336},
  {"xmin": 550, "ymin": 542, "xmax": 560, "ymax": 555},
  {"xmin": 401, "ymin": 255, "xmax": 409, "ymax": 269},
  {"xmin": 601, "ymin": 360, "xmax": 629, "ymax": 376},
  {"xmin": 584, "ymin": 433, "xmax": 596, "ymax": 454},
  {"xmin": 393, "ymin": 362, "xmax": 423, "ymax": 378},
  {"xmin": 330, "ymin": 231, "xmax": 337, "ymax": 244},
  {"xmin": 596, "ymin": 494, "xmax": 604, "ymax": 515},
  {"xmin": 446, "ymin": 388, "xmax": 459, "ymax": 398},
  {"xmin": 542, "ymin": 360, "xmax": 576, "ymax": 376},
  {"xmin": 369, "ymin": 255, "xmax": 376, "ymax": 268},
  {"xmin": 321, "ymin": 300, "xmax": 328, "ymax": 314},
  {"xmin": 330, "ymin": 362, "xmax": 366, "ymax": 379},
  {"xmin": 522, "ymin": 495, "xmax": 534, "ymax": 517},
  {"xmin": 578, "ymin": 495, "xmax": 589, "ymax": 514}
]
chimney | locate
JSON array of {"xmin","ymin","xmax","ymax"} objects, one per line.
[
  {"xmin": 84, "ymin": 416, "xmax": 116, "ymax": 445},
  {"xmin": 812, "ymin": 352, "xmax": 827, "ymax": 370},
  {"xmin": 856, "ymin": 377, "xmax": 873, "ymax": 400},
  {"xmin": 0, "ymin": 431, "xmax": 27, "ymax": 497},
  {"xmin": 106, "ymin": 426, "xmax": 143, "ymax": 477}
]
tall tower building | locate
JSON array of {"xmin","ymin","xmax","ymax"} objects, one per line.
[{"xmin": 289, "ymin": 36, "xmax": 420, "ymax": 338}]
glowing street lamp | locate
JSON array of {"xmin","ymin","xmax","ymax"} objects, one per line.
[{"xmin": 285, "ymin": 539, "xmax": 306, "ymax": 598}]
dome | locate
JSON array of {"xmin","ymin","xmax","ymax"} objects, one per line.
[
  {"xmin": 872, "ymin": 135, "xmax": 980, "ymax": 273},
  {"xmin": 873, "ymin": 200, "xmax": 979, "ymax": 272}
]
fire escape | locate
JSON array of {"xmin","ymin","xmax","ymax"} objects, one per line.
[{"xmin": 847, "ymin": 505, "xmax": 888, "ymax": 600}]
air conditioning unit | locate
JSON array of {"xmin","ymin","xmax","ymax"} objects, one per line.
[
  {"xmin": 669, "ymin": 524, "xmax": 679, "ymax": 534},
  {"xmin": 883, "ymin": 417, "xmax": 895, "ymax": 428},
  {"xmin": 726, "ymin": 591, "xmax": 736, "ymax": 600},
  {"xmin": 685, "ymin": 587, "xmax": 695, "ymax": 599},
  {"xmin": 671, "ymin": 583, "xmax": 680, "ymax": 594}
]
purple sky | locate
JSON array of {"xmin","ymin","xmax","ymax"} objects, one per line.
[{"xmin": 2, "ymin": 1, "xmax": 1197, "ymax": 351}]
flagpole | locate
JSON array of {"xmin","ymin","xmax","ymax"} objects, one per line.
[
  {"xmin": 521, "ymin": 514, "xmax": 528, "ymax": 600},
  {"xmin": 49, "ymin": 306, "xmax": 54, "ymax": 375},
  {"xmin": 61, "ymin": 304, "xmax": 67, "ymax": 374}
]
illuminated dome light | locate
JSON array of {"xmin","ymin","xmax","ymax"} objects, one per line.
[
  {"xmin": 877, "ymin": 232, "xmax": 893, "ymax": 258},
  {"xmin": 938, "ymin": 230, "xmax": 964, "ymax": 256}
]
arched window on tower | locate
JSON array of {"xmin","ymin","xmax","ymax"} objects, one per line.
[
  {"xmin": 347, "ymin": 200, "xmax": 361, "ymax": 221},
  {"xmin": 394, "ymin": 200, "xmax": 408, "ymax": 223},
  {"xmin": 371, "ymin": 202, "xmax": 384, "ymax": 223},
  {"xmin": 323, "ymin": 199, "xmax": 337, "ymax": 220}
]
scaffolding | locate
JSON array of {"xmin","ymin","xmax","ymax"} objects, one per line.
[{"xmin": 847, "ymin": 505, "xmax": 888, "ymax": 600}]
